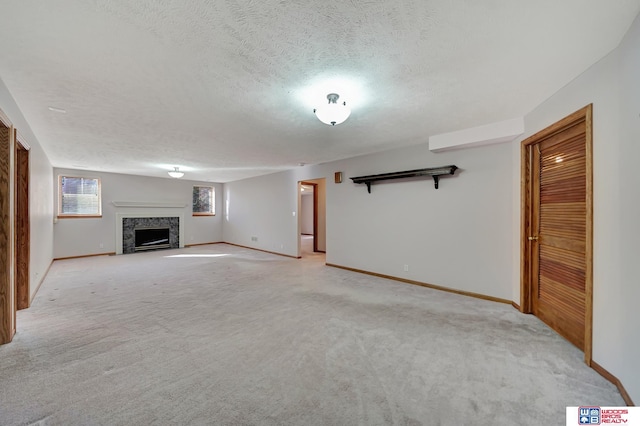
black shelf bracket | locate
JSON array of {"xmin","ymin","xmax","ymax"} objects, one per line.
[{"xmin": 350, "ymin": 165, "xmax": 458, "ymax": 193}]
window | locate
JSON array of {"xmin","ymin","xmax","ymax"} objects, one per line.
[
  {"xmin": 58, "ymin": 175, "xmax": 102, "ymax": 217},
  {"xmin": 193, "ymin": 186, "xmax": 215, "ymax": 216}
]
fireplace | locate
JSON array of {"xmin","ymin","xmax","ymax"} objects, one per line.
[
  {"xmin": 135, "ymin": 227, "xmax": 171, "ymax": 251},
  {"xmin": 121, "ymin": 216, "xmax": 180, "ymax": 254}
]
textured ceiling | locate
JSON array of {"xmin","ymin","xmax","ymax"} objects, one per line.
[{"xmin": 0, "ymin": 0, "xmax": 639, "ymax": 182}]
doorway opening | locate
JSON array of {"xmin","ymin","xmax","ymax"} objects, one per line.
[{"xmin": 298, "ymin": 178, "xmax": 326, "ymax": 259}]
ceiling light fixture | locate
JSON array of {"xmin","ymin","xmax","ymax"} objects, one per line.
[
  {"xmin": 314, "ymin": 93, "xmax": 351, "ymax": 126},
  {"xmin": 168, "ymin": 167, "xmax": 184, "ymax": 178}
]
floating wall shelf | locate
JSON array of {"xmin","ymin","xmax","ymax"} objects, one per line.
[{"xmin": 350, "ymin": 165, "xmax": 458, "ymax": 193}]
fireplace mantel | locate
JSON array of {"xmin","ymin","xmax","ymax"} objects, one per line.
[{"xmin": 112, "ymin": 201, "xmax": 186, "ymax": 208}]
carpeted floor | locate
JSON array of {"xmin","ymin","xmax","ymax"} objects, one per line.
[{"xmin": 0, "ymin": 244, "xmax": 624, "ymax": 425}]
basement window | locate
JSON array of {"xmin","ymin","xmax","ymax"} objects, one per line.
[
  {"xmin": 193, "ymin": 186, "xmax": 215, "ymax": 216},
  {"xmin": 58, "ymin": 175, "xmax": 102, "ymax": 218}
]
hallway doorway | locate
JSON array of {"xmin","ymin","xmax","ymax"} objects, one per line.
[{"xmin": 298, "ymin": 178, "xmax": 326, "ymax": 259}]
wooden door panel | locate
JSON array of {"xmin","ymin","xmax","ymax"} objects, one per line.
[
  {"xmin": 536, "ymin": 302, "xmax": 585, "ymax": 350},
  {"xmin": 540, "ymin": 263, "xmax": 585, "ymax": 294},
  {"xmin": 536, "ymin": 121, "xmax": 584, "ymax": 149},
  {"xmin": 522, "ymin": 104, "xmax": 592, "ymax": 361},
  {"xmin": 533, "ymin": 116, "xmax": 587, "ymax": 350}
]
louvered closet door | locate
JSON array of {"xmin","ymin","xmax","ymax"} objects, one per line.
[{"xmin": 532, "ymin": 120, "xmax": 587, "ymax": 350}]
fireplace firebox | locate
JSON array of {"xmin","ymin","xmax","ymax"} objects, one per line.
[{"xmin": 134, "ymin": 227, "xmax": 171, "ymax": 251}]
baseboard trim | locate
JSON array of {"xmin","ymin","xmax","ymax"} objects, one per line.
[
  {"xmin": 511, "ymin": 301, "xmax": 521, "ymax": 311},
  {"xmin": 30, "ymin": 259, "xmax": 54, "ymax": 305},
  {"xmin": 53, "ymin": 252, "xmax": 116, "ymax": 261},
  {"xmin": 326, "ymin": 263, "xmax": 511, "ymax": 305},
  {"xmin": 184, "ymin": 242, "xmax": 222, "ymax": 248},
  {"xmin": 224, "ymin": 243, "xmax": 300, "ymax": 259},
  {"xmin": 590, "ymin": 361, "xmax": 635, "ymax": 406}
]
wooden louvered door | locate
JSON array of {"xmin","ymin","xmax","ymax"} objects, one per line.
[{"xmin": 522, "ymin": 105, "xmax": 592, "ymax": 362}]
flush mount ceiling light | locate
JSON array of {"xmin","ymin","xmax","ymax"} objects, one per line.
[
  {"xmin": 314, "ymin": 93, "xmax": 351, "ymax": 126},
  {"xmin": 168, "ymin": 167, "xmax": 184, "ymax": 178}
]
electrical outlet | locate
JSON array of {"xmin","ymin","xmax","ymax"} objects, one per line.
[
  {"xmin": 403, "ymin": 264, "xmax": 409, "ymax": 272},
  {"xmin": 251, "ymin": 236, "xmax": 258, "ymax": 242},
  {"xmin": 99, "ymin": 242, "xmax": 104, "ymax": 249}
]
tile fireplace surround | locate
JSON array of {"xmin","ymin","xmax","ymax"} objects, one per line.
[
  {"xmin": 122, "ymin": 217, "xmax": 179, "ymax": 254},
  {"xmin": 113, "ymin": 202, "xmax": 186, "ymax": 255}
]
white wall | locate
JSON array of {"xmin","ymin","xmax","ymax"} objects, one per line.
[
  {"xmin": 618, "ymin": 11, "xmax": 640, "ymax": 405},
  {"xmin": 511, "ymin": 13, "xmax": 640, "ymax": 403},
  {"xmin": 0, "ymin": 77, "xmax": 54, "ymax": 300},
  {"xmin": 224, "ymin": 141, "xmax": 513, "ymax": 299},
  {"xmin": 326, "ymin": 143, "xmax": 512, "ymax": 298},
  {"xmin": 53, "ymin": 169, "xmax": 223, "ymax": 258},
  {"xmin": 300, "ymin": 193, "xmax": 314, "ymax": 235},
  {"xmin": 223, "ymin": 169, "xmax": 299, "ymax": 256}
]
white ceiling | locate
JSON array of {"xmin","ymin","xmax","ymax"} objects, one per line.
[{"xmin": 1, "ymin": 1, "xmax": 639, "ymax": 182}]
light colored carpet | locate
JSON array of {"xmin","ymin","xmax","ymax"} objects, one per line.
[{"xmin": 0, "ymin": 244, "xmax": 624, "ymax": 425}]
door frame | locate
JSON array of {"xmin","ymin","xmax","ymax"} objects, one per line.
[
  {"xmin": 520, "ymin": 104, "xmax": 593, "ymax": 364},
  {"xmin": 300, "ymin": 181, "xmax": 319, "ymax": 253},
  {"xmin": 15, "ymin": 129, "xmax": 30, "ymax": 310},
  {"xmin": 0, "ymin": 110, "xmax": 16, "ymax": 344}
]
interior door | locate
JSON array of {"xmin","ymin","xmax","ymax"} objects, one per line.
[{"xmin": 522, "ymin": 105, "xmax": 592, "ymax": 361}]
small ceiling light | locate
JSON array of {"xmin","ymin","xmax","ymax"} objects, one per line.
[
  {"xmin": 168, "ymin": 167, "xmax": 184, "ymax": 178},
  {"xmin": 48, "ymin": 106, "xmax": 67, "ymax": 113},
  {"xmin": 314, "ymin": 93, "xmax": 351, "ymax": 126}
]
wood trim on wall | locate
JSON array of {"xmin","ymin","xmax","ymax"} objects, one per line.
[
  {"xmin": 53, "ymin": 252, "xmax": 116, "ymax": 261},
  {"xmin": 519, "ymin": 138, "xmax": 531, "ymax": 313},
  {"xmin": 591, "ymin": 361, "xmax": 635, "ymax": 406},
  {"xmin": 583, "ymin": 106, "xmax": 594, "ymax": 366},
  {"xmin": 30, "ymin": 259, "xmax": 54, "ymax": 305},
  {"xmin": 15, "ymin": 136, "xmax": 29, "ymax": 310},
  {"xmin": 225, "ymin": 242, "xmax": 300, "ymax": 259},
  {"xmin": 0, "ymin": 119, "xmax": 16, "ymax": 344},
  {"xmin": 183, "ymin": 242, "xmax": 222, "ymax": 248},
  {"xmin": 326, "ymin": 263, "xmax": 512, "ymax": 305},
  {"xmin": 301, "ymin": 181, "xmax": 319, "ymax": 253},
  {"xmin": 0, "ymin": 108, "xmax": 11, "ymax": 127}
]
